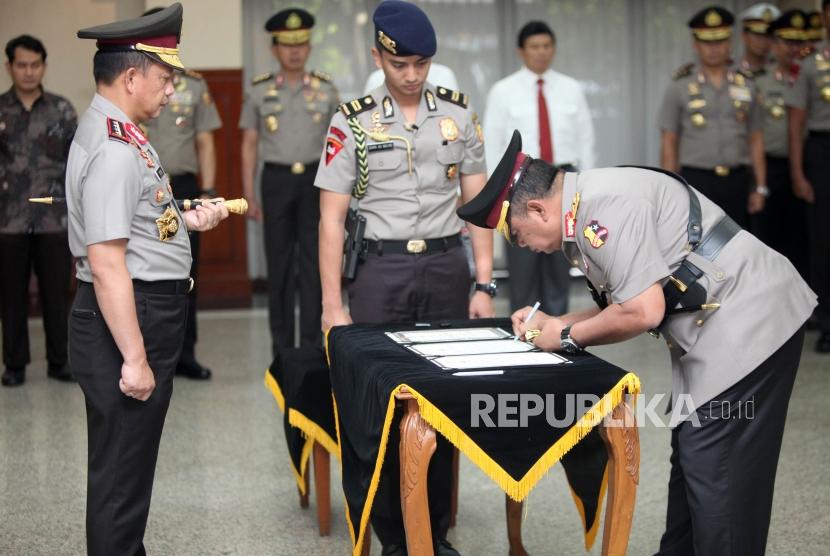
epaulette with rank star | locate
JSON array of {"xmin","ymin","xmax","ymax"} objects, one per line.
[
  {"xmin": 436, "ymin": 86, "xmax": 469, "ymax": 108},
  {"xmin": 672, "ymin": 63, "xmax": 694, "ymax": 81},
  {"xmin": 185, "ymin": 69, "xmax": 204, "ymax": 80},
  {"xmin": 106, "ymin": 117, "xmax": 130, "ymax": 143},
  {"xmin": 252, "ymin": 72, "xmax": 274, "ymax": 85},
  {"xmin": 310, "ymin": 69, "xmax": 332, "ymax": 83},
  {"xmin": 338, "ymin": 95, "xmax": 376, "ymax": 117}
]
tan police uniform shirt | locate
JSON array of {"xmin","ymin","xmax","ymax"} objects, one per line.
[
  {"xmin": 142, "ymin": 71, "xmax": 222, "ymax": 175},
  {"xmin": 755, "ymin": 65, "xmax": 792, "ymax": 157},
  {"xmin": 658, "ymin": 65, "xmax": 764, "ymax": 168},
  {"xmin": 313, "ymin": 82, "xmax": 486, "ymax": 240},
  {"xmin": 785, "ymin": 44, "xmax": 830, "ymax": 130},
  {"xmin": 238, "ymin": 71, "xmax": 339, "ymax": 165},
  {"xmin": 66, "ymin": 94, "xmax": 191, "ymax": 282},
  {"xmin": 560, "ymin": 167, "xmax": 815, "ymax": 416}
]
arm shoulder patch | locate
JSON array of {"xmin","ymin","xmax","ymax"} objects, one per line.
[
  {"xmin": 338, "ymin": 95, "xmax": 377, "ymax": 117},
  {"xmin": 435, "ymin": 86, "xmax": 469, "ymax": 108},
  {"xmin": 252, "ymin": 72, "xmax": 274, "ymax": 85},
  {"xmin": 672, "ymin": 63, "xmax": 694, "ymax": 81},
  {"xmin": 311, "ymin": 69, "xmax": 332, "ymax": 82}
]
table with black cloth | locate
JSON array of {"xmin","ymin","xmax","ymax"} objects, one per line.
[{"xmin": 326, "ymin": 318, "xmax": 641, "ymax": 556}]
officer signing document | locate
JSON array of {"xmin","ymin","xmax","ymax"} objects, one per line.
[
  {"xmin": 457, "ymin": 130, "xmax": 815, "ymax": 555},
  {"xmin": 66, "ymin": 5, "xmax": 228, "ymax": 554}
]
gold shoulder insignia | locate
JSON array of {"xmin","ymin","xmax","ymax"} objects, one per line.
[
  {"xmin": 311, "ymin": 69, "xmax": 332, "ymax": 83},
  {"xmin": 736, "ymin": 67, "xmax": 754, "ymax": 80},
  {"xmin": 338, "ymin": 96, "xmax": 377, "ymax": 117},
  {"xmin": 435, "ymin": 86, "xmax": 469, "ymax": 108},
  {"xmin": 672, "ymin": 63, "xmax": 694, "ymax": 81},
  {"xmin": 185, "ymin": 69, "xmax": 204, "ymax": 80},
  {"xmin": 252, "ymin": 72, "xmax": 274, "ymax": 85}
]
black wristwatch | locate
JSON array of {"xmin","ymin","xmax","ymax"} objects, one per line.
[
  {"xmin": 560, "ymin": 325, "xmax": 583, "ymax": 354},
  {"xmin": 474, "ymin": 280, "xmax": 498, "ymax": 298}
]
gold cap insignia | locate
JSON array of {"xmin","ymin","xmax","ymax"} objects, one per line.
[
  {"xmin": 286, "ymin": 12, "xmax": 302, "ymax": 30},
  {"xmin": 810, "ymin": 14, "xmax": 821, "ymax": 28},
  {"xmin": 793, "ymin": 14, "xmax": 805, "ymax": 29},
  {"xmin": 378, "ymin": 30, "xmax": 397, "ymax": 54},
  {"xmin": 762, "ymin": 8, "xmax": 773, "ymax": 22},
  {"xmin": 705, "ymin": 10, "xmax": 722, "ymax": 27}
]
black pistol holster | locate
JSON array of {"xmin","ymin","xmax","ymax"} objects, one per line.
[
  {"xmin": 343, "ymin": 208, "xmax": 367, "ymax": 280},
  {"xmin": 585, "ymin": 166, "xmax": 741, "ymax": 337}
]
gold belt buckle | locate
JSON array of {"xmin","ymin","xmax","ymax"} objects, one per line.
[
  {"xmin": 406, "ymin": 239, "xmax": 427, "ymax": 254},
  {"xmin": 714, "ymin": 165, "xmax": 730, "ymax": 177},
  {"xmin": 291, "ymin": 162, "xmax": 306, "ymax": 175}
]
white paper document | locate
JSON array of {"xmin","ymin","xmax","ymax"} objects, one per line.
[
  {"xmin": 408, "ymin": 339, "xmax": 535, "ymax": 357},
  {"xmin": 385, "ymin": 327, "xmax": 512, "ymax": 344},
  {"xmin": 431, "ymin": 351, "xmax": 570, "ymax": 370}
]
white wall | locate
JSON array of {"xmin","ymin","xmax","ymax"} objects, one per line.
[{"xmin": 150, "ymin": 0, "xmax": 242, "ymax": 69}]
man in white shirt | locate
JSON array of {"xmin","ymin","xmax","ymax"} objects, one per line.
[{"xmin": 484, "ymin": 21, "xmax": 595, "ymax": 317}]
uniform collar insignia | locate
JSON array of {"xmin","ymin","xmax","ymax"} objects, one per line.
[
  {"xmin": 382, "ymin": 96, "xmax": 394, "ymax": 118},
  {"xmin": 424, "ymin": 89, "xmax": 437, "ymax": 112}
]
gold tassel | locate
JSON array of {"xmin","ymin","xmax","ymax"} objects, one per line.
[
  {"xmin": 495, "ymin": 200, "xmax": 511, "ymax": 242},
  {"xmin": 288, "ymin": 409, "xmax": 340, "ymax": 459}
]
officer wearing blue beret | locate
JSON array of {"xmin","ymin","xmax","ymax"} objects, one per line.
[{"xmin": 314, "ymin": 1, "xmax": 494, "ymax": 554}]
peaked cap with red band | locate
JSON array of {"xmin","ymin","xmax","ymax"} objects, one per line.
[
  {"xmin": 77, "ymin": 2, "xmax": 185, "ymax": 70},
  {"xmin": 457, "ymin": 130, "xmax": 531, "ymax": 241}
]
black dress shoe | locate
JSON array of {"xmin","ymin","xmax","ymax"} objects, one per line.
[
  {"xmin": 176, "ymin": 355, "xmax": 212, "ymax": 380},
  {"xmin": 47, "ymin": 364, "xmax": 76, "ymax": 382},
  {"xmin": 2, "ymin": 368, "xmax": 25, "ymax": 387},
  {"xmin": 380, "ymin": 544, "xmax": 407, "ymax": 556},
  {"xmin": 436, "ymin": 539, "xmax": 461, "ymax": 556},
  {"xmin": 817, "ymin": 333, "xmax": 830, "ymax": 353}
]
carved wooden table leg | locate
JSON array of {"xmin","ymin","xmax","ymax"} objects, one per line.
[
  {"xmin": 598, "ymin": 401, "xmax": 639, "ymax": 556},
  {"xmin": 400, "ymin": 397, "xmax": 437, "ymax": 556},
  {"xmin": 506, "ymin": 496, "xmax": 528, "ymax": 556},
  {"xmin": 313, "ymin": 441, "xmax": 331, "ymax": 536},
  {"xmin": 450, "ymin": 447, "xmax": 459, "ymax": 528},
  {"xmin": 299, "ymin": 465, "xmax": 310, "ymax": 509}
]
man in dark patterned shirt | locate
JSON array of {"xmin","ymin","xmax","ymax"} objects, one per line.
[{"xmin": 1, "ymin": 35, "xmax": 77, "ymax": 386}]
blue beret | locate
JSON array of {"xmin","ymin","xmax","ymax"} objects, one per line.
[{"xmin": 373, "ymin": 0, "xmax": 436, "ymax": 58}]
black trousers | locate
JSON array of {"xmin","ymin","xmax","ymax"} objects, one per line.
[
  {"xmin": 348, "ymin": 246, "xmax": 470, "ymax": 546},
  {"xmin": 681, "ymin": 166, "xmax": 750, "ymax": 229},
  {"xmin": 261, "ymin": 162, "xmax": 322, "ymax": 356},
  {"xmin": 0, "ymin": 232, "xmax": 72, "ymax": 370},
  {"xmin": 70, "ymin": 282, "xmax": 187, "ymax": 556},
  {"xmin": 804, "ymin": 132, "xmax": 830, "ymax": 333},
  {"xmin": 655, "ymin": 325, "xmax": 805, "ymax": 556},
  {"xmin": 749, "ymin": 156, "xmax": 808, "ymax": 278},
  {"xmin": 170, "ymin": 173, "xmax": 201, "ymax": 361},
  {"xmin": 507, "ymin": 245, "xmax": 570, "ymax": 316}
]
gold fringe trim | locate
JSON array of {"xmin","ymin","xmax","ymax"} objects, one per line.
[
  {"xmin": 332, "ymin": 393, "xmax": 357, "ymax": 549},
  {"xmin": 288, "ymin": 408, "xmax": 340, "ymax": 460},
  {"xmin": 406, "ymin": 372, "xmax": 639, "ymax": 502},
  {"xmin": 263, "ymin": 368, "xmax": 285, "ymax": 413},
  {"xmin": 567, "ymin": 465, "xmax": 609, "ymax": 550}
]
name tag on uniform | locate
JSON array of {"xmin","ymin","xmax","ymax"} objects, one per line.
[
  {"xmin": 156, "ymin": 167, "xmax": 165, "ymax": 180},
  {"xmin": 368, "ymin": 142, "xmax": 394, "ymax": 153},
  {"xmin": 729, "ymin": 86, "xmax": 751, "ymax": 102}
]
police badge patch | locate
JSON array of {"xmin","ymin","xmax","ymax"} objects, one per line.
[{"xmin": 583, "ymin": 220, "xmax": 608, "ymax": 249}]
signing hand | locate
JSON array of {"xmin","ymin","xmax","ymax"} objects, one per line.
[
  {"xmin": 119, "ymin": 359, "xmax": 155, "ymax": 401},
  {"xmin": 510, "ymin": 305, "xmax": 551, "ymax": 340},
  {"xmin": 183, "ymin": 198, "xmax": 229, "ymax": 231}
]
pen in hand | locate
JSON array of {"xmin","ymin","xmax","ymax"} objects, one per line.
[{"xmin": 515, "ymin": 300, "xmax": 541, "ymax": 342}]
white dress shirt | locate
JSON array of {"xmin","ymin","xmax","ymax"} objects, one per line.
[
  {"xmin": 363, "ymin": 63, "xmax": 459, "ymax": 95},
  {"xmin": 483, "ymin": 66, "xmax": 595, "ymax": 174}
]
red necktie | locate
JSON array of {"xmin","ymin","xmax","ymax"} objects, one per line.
[{"xmin": 537, "ymin": 78, "xmax": 554, "ymax": 163}]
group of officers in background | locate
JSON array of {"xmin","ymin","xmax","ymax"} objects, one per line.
[{"xmin": 659, "ymin": 2, "xmax": 830, "ymax": 353}]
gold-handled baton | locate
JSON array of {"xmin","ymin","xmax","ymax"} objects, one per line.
[{"xmin": 30, "ymin": 196, "xmax": 248, "ymax": 215}]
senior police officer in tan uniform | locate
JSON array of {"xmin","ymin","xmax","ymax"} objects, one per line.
[
  {"xmin": 737, "ymin": 3, "xmax": 779, "ymax": 77},
  {"xmin": 786, "ymin": 0, "xmax": 830, "ymax": 353},
  {"xmin": 659, "ymin": 6, "xmax": 767, "ymax": 229},
  {"xmin": 240, "ymin": 7, "xmax": 339, "ymax": 357},
  {"xmin": 67, "ymin": 5, "xmax": 228, "ymax": 553},
  {"xmin": 141, "ymin": 6, "xmax": 223, "ymax": 379},
  {"xmin": 751, "ymin": 10, "xmax": 809, "ymax": 267},
  {"xmin": 315, "ymin": 2, "xmax": 493, "ymax": 554},
  {"xmin": 459, "ymin": 130, "xmax": 815, "ymax": 556}
]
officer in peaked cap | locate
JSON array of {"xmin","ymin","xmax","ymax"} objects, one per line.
[
  {"xmin": 785, "ymin": 0, "xmax": 830, "ymax": 353},
  {"xmin": 458, "ymin": 130, "xmax": 815, "ymax": 555},
  {"xmin": 69, "ymin": 4, "xmax": 228, "ymax": 553},
  {"xmin": 239, "ymin": 7, "xmax": 339, "ymax": 359},
  {"xmin": 314, "ymin": 1, "xmax": 494, "ymax": 554},
  {"xmin": 658, "ymin": 5, "xmax": 767, "ymax": 230},
  {"xmin": 806, "ymin": 10, "xmax": 826, "ymax": 44},
  {"xmin": 738, "ymin": 3, "xmax": 780, "ymax": 76}
]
